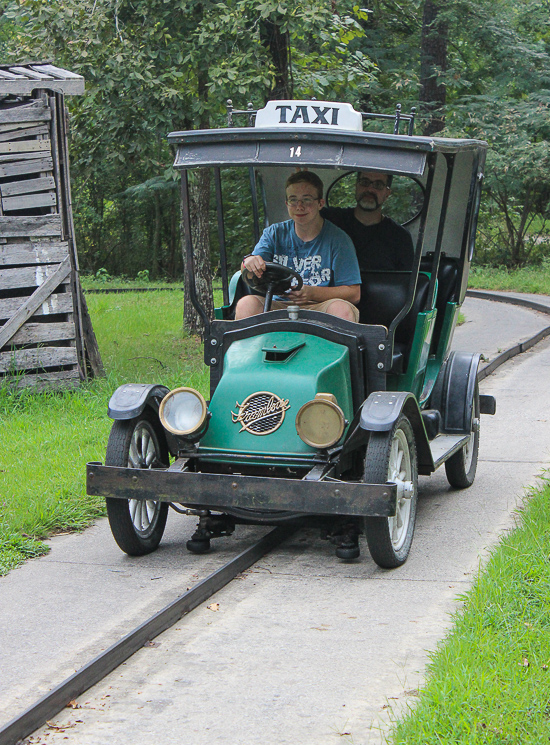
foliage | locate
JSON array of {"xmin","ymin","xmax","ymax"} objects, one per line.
[
  {"xmin": 1, "ymin": 0, "xmax": 549, "ymax": 282},
  {"xmin": 2, "ymin": 0, "xmax": 374, "ymax": 284},
  {"xmin": 359, "ymin": 0, "xmax": 550, "ymax": 267}
]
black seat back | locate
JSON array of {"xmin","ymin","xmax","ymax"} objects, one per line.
[
  {"xmin": 358, "ymin": 271, "xmax": 431, "ymax": 371},
  {"xmin": 420, "ymin": 255, "xmax": 459, "ymax": 353}
]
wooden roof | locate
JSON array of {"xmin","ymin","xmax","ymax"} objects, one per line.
[{"xmin": 0, "ymin": 63, "xmax": 84, "ymax": 96}]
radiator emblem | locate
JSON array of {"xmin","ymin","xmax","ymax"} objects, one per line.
[{"xmin": 232, "ymin": 391, "xmax": 290, "ymax": 435}]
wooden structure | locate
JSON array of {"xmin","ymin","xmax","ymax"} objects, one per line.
[{"xmin": 0, "ymin": 62, "xmax": 103, "ymax": 389}]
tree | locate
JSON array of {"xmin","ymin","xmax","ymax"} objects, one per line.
[{"xmin": 419, "ymin": 0, "xmax": 448, "ymax": 135}]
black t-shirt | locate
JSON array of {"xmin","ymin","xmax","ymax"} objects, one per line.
[{"xmin": 321, "ymin": 207, "xmax": 414, "ymax": 272}]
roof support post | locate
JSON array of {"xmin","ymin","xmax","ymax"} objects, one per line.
[
  {"xmin": 388, "ymin": 151, "xmax": 437, "ymax": 341},
  {"xmin": 214, "ymin": 167, "xmax": 229, "ymax": 307},
  {"xmin": 426, "ymin": 152, "xmax": 455, "ymax": 309},
  {"xmin": 249, "ymin": 167, "xmax": 260, "ymax": 245}
]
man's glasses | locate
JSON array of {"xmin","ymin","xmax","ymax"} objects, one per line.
[
  {"xmin": 286, "ymin": 196, "xmax": 319, "ymax": 206},
  {"xmin": 357, "ymin": 178, "xmax": 389, "ymax": 191}
]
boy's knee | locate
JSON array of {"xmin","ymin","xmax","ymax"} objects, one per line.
[{"xmin": 235, "ymin": 295, "xmax": 263, "ymax": 320}]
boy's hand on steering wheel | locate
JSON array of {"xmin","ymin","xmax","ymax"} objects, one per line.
[{"xmin": 242, "ymin": 255, "xmax": 266, "ymax": 279}]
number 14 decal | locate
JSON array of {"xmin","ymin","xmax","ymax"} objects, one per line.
[{"xmin": 290, "ymin": 146, "xmax": 302, "ymax": 158}]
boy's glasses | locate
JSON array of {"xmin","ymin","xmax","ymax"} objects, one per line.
[{"xmin": 286, "ymin": 196, "xmax": 319, "ymax": 207}]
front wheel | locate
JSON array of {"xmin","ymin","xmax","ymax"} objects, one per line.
[
  {"xmin": 105, "ymin": 411, "xmax": 169, "ymax": 556},
  {"xmin": 444, "ymin": 383, "xmax": 480, "ymax": 489},
  {"xmin": 364, "ymin": 415, "xmax": 418, "ymax": 569}
]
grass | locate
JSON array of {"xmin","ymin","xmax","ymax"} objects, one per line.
[
  {"xmin": 81, "ymin": 276, "xmax": 183, "ymax": 291},
  {"xmin": 390, "ymin": 477, "xmax": 550, "ymax": 744},
  {"xmin": 0, "ymin": 290, "xmax": 209, "ymax": 575},
  {"xmin": 469, "ymin": 263, "xmax": 550, "ymax": 295}
]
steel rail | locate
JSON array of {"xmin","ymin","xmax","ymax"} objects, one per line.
[
  {"xmin": 2, "ymin": 289, "xmax": 549, "ymax": 744},
  {"xmin": 0, "ymin": 525, "xmax": 297, "ymax": 745}
]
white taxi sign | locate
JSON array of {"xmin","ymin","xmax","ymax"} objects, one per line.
[{"xmin": 254, "ymin": 100, "xmax": 363, "ymax": 131}]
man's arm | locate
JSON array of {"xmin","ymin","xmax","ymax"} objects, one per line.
[{"xmin": 287, "ymin": 284, "xmax": 360, "ymax": 305}]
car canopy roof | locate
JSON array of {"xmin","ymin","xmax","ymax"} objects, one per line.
[{"xmin": 168, "ymin": 126, "xmax": 485, "ymax": 176}]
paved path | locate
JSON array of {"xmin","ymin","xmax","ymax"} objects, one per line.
[{"xmin": 2, "ymin": 294, "xmax": 550, "ymax": 743}]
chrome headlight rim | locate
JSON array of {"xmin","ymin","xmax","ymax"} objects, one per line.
[
  {"xmin": 159, "ymin": 387, "xmax": 208, "ymax": 437},
  {"xmin": 295, "ymin": 397, "xmax": 345, "ymax": 449}
]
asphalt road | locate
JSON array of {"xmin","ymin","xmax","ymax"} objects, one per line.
[{"xmin": 2, "ymin": 295, "xmax": 550, "ymax": 744}]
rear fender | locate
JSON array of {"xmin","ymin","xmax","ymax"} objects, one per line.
[
  {"xmin": 358, "ymin": 391, "xmax": 433, "ymax": 474},
  {"xmin": 429, "ymin": 352, "xmax": 482, "ymax": 434},
  {"xmin": 107, "ymin": 384, "xmax": 170, "ymax": 420}
]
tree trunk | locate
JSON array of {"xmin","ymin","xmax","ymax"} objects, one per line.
[
  {"xmin": 419, "ymin": 0, "xmax": 448, "ymax": 136},
  {"xmin": 152, "ymin": 191, "xmax": 161, "ymax": 279},
  {"xmin": 183, "ymin": 167, "xmax": 214, "ymax": 337},
  {"xmin": 260, "ymin": 18, "xmax": 291, "ymax": 100},
  {"xmin": 181, "ymin": 48, "xmax": 214, "ymax": 337}
]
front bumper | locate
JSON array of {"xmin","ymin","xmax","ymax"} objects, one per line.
[{"xmin": 86, "ymin": 463, "xmax": 397, "ymax": 518}]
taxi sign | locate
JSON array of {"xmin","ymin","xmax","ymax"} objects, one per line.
[{"xmin": 254, "ymin": 100, "xmax": 363, "ymax": 131}]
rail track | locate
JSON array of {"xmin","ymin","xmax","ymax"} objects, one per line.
[{"xmin": 1, "ymin": 289, "xmax": 549, "ymax": 745}]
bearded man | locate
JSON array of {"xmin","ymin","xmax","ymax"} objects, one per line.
[{"xmin": 322, "ymin": 170, "xmax": 414, "ymax": 271}]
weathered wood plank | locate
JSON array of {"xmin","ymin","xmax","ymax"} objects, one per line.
[
  {"xmin": 0, "ymin": 104, "xmax": 49, "ymax": 126},
  {"xmin": 32, "ymin": 64, "xmax": 83, "ymax": 81},
  {"xmin": 0, "ymin": 176, "xmax": 56, "ymax": 197},
  {"xmin": 0, "ymin": 70, "xmax": 26, "ymax": 80},
  {"xmin": 0, "ymin": 140, "xmax": 51, "ymax": 155},
  {"xmin": 0, "ymin": 79, "xmax": 84, "ymax": 96},
  {"xmin": 2, "ymin": 192, "xmax": 57, "ymax": 211},
  {"xmin": 79, "ymin": 284, "xmax": 105, "ymax": 377},
  {"xmin": 0, "ymin": 215, "xmax": 62, "ymax": 237},
  {"xmin": 5, "ymin": 369, "xmax": 80, "ymax": 391},
  {"xmin": 0, "ymin": 345, "xmax": 78, "ymax": 372},
  {"xmin": 0, "ymin": 121, "xmax": 40, "ymax": 133},
  {"xmin": 8, "ymin": 66, "xmax": 54, "ymax": 80},
  {"xmin": 0, "ymin": 263, "xmax": 65, "ymax": 291},
  {"xmin": 0, "ymin": 150, "xmax": 53, "ymax": 164},
  {"xmin": 0, "ymin": 125, "xmax": 50, "ymax": 142},
  {"xmin": 9, "ymin": 321, "xmax": 75, "ymax": 345},
  {"xmin": 0, "ymin": 241, "xmax": 69, "ymax": 266},
  {"xmin": 0, "ymin": 290, "xmax": 72, "ymax": 321},
  {"xmin": 0, "ymin": 256, "xmax": 71, "ymax": 347},
  {"xmin": 0, "ymin": 157, "xmax": 54, "ymax": 178}
]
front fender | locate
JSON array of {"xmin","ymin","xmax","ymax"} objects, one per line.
[
  {"xmin": 359, "ymin": 391, "xmax": 433, "ymax": 474},
  {"xmin": 107, "ymin": 383, "xmax": 169, "ymax": 420}
]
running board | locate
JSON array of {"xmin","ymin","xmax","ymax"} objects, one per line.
[{"xmin": 429, "ymin": 434, "xmax": 470, "ymax": 470}]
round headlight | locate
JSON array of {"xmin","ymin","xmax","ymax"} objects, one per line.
[
  {"xmin": 159, "ymin": 387, "xmax": 208, "ymax": 437},
  {"xmin": 295, "ymin": 395, "xmax": 345, "ymax": 449}
]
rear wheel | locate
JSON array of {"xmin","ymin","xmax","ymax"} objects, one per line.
[
  {"xmin": 105, "ymin": 410, "xmax": 169, "ymax": 556},
  {"xmin": 364, "ymin": 415, "xmax": 418, "ymax": 569},
  {"xmin": 444, "ymin": 383, "xmax": 480, "ymax": 489}
]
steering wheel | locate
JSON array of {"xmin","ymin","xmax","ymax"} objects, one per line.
[{"xmin": 241, "ymin": 261, "xmax": 303, "ymax": 312}]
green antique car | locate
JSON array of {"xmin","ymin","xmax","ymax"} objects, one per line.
[{"xmin": 87, "ymin": 99, "xmax": 496, "ymax": 568}]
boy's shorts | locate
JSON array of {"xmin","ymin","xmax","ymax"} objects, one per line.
[{"xmin": 270, "ymin": 298, "xmax": 359, "ymax": 323}]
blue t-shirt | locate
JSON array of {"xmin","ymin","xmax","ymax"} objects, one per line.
[{"xmin": 252, "ymin": 219, "xmax": 361, "ymax": 291}]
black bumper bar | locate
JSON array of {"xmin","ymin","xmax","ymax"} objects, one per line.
[{"xmin": 86, "ymin": 463, "xmax": 397, "ymax": 518}]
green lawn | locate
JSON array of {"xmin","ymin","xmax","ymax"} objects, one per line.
[
  {"xmin": 0, "ymin": 290, "xmax": 208, "ymax": 575},
  {"xmin": 390, "ymin": 479, "xmax": 550, "ymax": 744},
  {"xmin": 469, "ymin": 263, "xmax": 550, "ymax": 295}
]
